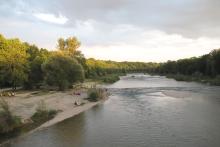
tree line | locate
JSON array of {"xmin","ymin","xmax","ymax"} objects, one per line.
[
  {"xmin": 85, "ymin": 58, "xmax": 159, "ymax": 78},
  {"xmin": 0, "ymin": 34, "xmax": 158, "ymax": 90},
  {"xmin": 1, "ymin": 33, "xmax": 220, "ymax": 90},
  {"xmin": 154, "ymin": 49, "xmax": 220, "ymax": 77}
]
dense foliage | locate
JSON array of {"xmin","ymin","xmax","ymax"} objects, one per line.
[
  {"xmin": 154, "ymin": 49, "xmax": 220, "ymax": 78},
  {"xmin": 24, "ymin": 45, "xmax": 50, "ymax": 89},
  {"xmin": 147, "ymin": 49, "xmax": 220, "ymax": 85},
  {"xmin": 42, "ymin": 54, "xmax": 84, "ymax": 90},
  {"xmin": 85, "ymin": 58, "xmax": 159, "ymax": 78},
  {"xmin": 0, "ymin": 35, "xmax": 28, "ymax": 90},
  {"xmin": 0, "ymin": 35, "xmax": 85, "ymax": 90}
]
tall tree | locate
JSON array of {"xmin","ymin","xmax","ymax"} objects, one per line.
[{"xmin": 0, "ymin": 36, "xmax": 28, "ymax": 90}]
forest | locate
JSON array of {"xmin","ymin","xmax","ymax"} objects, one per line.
[{"xmin": 1, "ymin": 34, "xmax": 220, "ymax": 91}]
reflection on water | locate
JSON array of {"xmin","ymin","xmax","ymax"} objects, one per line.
[{"xmin": 6, "ymin": 74, "xmax": 220, "ymax": 147}]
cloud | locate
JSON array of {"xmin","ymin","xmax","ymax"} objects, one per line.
[
  {"xmin": 31, "ymin": 0, "xmax": 220, "ymax": 38},
  {"xmin": 2, "ymin": 0, "xmax": 220, "ymax": 37},
  {"xmin": 1, "ymin": 0, "xmax": 220, "ymax": 62},
  {"xmin": 80, "ymin": 27, "xmax": 220, "ymax": 62},
  {"xmin": 33, "ymin": 13, "xmax": 68, "ymax": 25}
]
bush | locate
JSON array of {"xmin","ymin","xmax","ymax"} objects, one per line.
[
  {"xmin": 0, "ymin": 99, "xmax": 21, "ymax": 134},
  {"xmin": 89, "ymin": 73, "xmax": 122, "ymax": 83},
  {"xmin": 87, "ymin": 88, "xmax": 106, "ymax": 102},
  {"xmin": 102, "ymin": 75, "xmax": 120, "ymax": 83},
  {"xmin": 31, "ymin": 100, "xmax": 57, "ymax": 123}
]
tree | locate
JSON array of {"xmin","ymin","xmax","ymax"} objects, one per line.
[
  {"xmin": 57, "ymin": 37, "xmax": 81, "ymax": 56},
  {"xmin": 57, "ymin": 38, "xmax": 65, "ymax": 51},
  {"xmin": 0, "ymin": 35, "xmax": 28, "ymax": 90},
  {"xmin": 42, "ymin": 54, "xmax": 84, "ymax": 90},
  {"xmin": 24, "ymin": 46, "xmax": 50, "ymax": 89}
]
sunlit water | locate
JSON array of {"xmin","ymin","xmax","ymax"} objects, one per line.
[{"xmin": 5, "ymin": 74, "xmax": 220, "ymax": 147}]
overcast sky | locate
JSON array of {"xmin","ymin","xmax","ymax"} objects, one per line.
[{"xmin": 1, "ymin": 0, "xmax": 220, "ymax": 62}]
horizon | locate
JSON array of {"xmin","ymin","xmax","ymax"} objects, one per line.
[{"xmin": 1, "ymin": 0, "xmax": 220, "ymax": 62}]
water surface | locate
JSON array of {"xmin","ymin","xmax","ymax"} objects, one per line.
[{"xmin": 6, "ymin": 74, "xmax": 220, "ymax": 147}]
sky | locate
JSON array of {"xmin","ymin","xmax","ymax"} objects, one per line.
[{"xmin": 1, "ymin": 0, "xmax": 220, "ymax": 62}]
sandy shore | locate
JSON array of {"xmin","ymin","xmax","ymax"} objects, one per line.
[
  {"xmin": 35, "ymin": 98, "xmax": 106, "ymax": 131},
  {"xmin": 3, "ymin": 90, "xmax": 88, "ymax": 120},
  {"xmin": 0, "ymin": 84, "xmax": 108, "ymax": 146},
  {"xmin": 1, "ymin": 82, "xmax": 107, "ymax": 130}
]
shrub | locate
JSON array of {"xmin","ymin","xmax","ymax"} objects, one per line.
[
  {"xmin": 102, "ymin": 75, "xmax": 120, "ymax": 83},
  {"xmin": 0, "ymin": 99, "xmax": 21, "ymax": 134},
  {"xmin": 87, "ymin": 88, "xmax": 106, "ymax": 102},
  {"xmin": 31, "ymin": 100, "xmax": 57, "ymax": 123}
]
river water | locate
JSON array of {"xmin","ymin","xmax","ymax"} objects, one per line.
[{"xmin": 6, "ymin": 74, "xmax": 220, "ymax": 147}]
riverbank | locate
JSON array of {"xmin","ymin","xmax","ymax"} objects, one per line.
[
  {"xmin": 36, "ymin": 95, "xmax": 108, "ymax": 130},
  {"xmin": 147, "ymin": 73, "xmax": 220, "ymax": 86},
  {"xmin": 0, "ymin": 82, "xmax": 109, "ymax": 145},
  {"xmin": 88, "ymin": 73, "xmax": 125, "ymax": 84},
  {"xmin": 165, "ymin": 74, "xmax": 220, "ymax": 86}
]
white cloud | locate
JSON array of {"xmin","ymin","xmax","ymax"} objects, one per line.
[
  {"xmin": 33, "ymin": 12, "xmax": 68, "ymax": 24},
  {"xmin": 79, "ymin": 27, "xmax": 220, "ymax": 62},
  {"xmin": 1, "ymin": 0, "xmax": 220, "ymax": 62}
]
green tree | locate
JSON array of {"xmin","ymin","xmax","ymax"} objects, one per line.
[
  {"xmin": 42, "ymin": 54, "xmax": 84, "ymax": 90},
  {"xmin": 0, "ymin": 35, "xmax": 28, "ymax": 90}
]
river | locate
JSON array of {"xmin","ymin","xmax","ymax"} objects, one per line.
[{"xmin": 5, "ymin": 74, "xmax": 220, "ymax": 147}]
